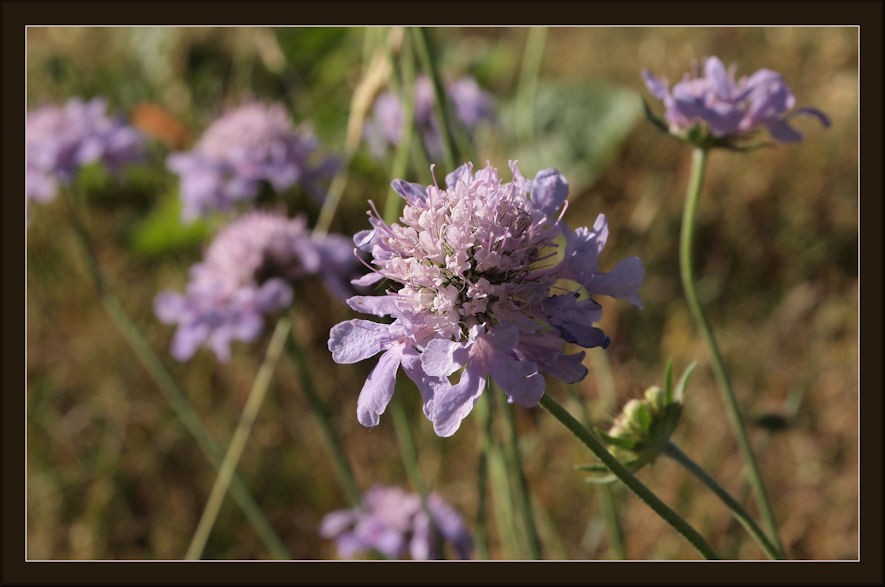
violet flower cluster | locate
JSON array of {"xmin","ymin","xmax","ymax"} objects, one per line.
[
  {"xmin": 167, "ymin": 102, "xmax": 337, "ymax": 222},
  {"xmin": 328, "ymin": 161, "xmax": 644, "ymax": 437},
  {"xmin": 642, "ymin": 56, "xmax": 830, "ymax": 144},
  {"xmin": 319, "ymin": 485, "xmax": 473, "ymax": 560},
  {"xmin": 155, "ymin": 210, "xmax": 359, "ymax": 362},
  {"xmin": 364, "ymin": 75, "xmax": 494, "ymax": 161},
  {"xmin": 26, "ymin": 97, "xmax": 144, "ymax": 204}
]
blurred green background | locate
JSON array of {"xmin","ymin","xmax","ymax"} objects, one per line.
[{"xmin": 26, "ymin": 27, "xmax": 857, "ymax": 560}]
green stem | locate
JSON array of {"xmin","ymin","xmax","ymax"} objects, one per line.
[
  {"xmin": 497, "ymin": 386, "xmax": 542, "ymax": 559},
  {"xmin": 664, "ymin": 441, "xmax": 784, "ymax": 560},
  {"xmin": 516, "ymin": 26, "xmax": 547, "ymax": 146},
  {"xmin": 284, "ymin": 327, "xmax": 361, "ymax": 508},
  {"xmin": 679, "ymin": 147, "xmax": 783, "ymax": 554},
  {"xmin": 383, "ymin": 29, "xmax": 417, "ymax": 226},
  {"xmin": 64, "ymin": 192, "xmax": 290, "ymax": 559},
  {"xmin": 472, "ymin": 392, "xmax": 491, "ymax": 560},
  {"xmin": 485, "ymin": 382, "xmax": 521, "ymax": 558},
  {"xmin": 567, "ymin": 383, "xmax": 625, "ymax": 559},
  {"xmin": 389, "ymin": 394, "xmax": 447, "ymax": 558},
  {"xmin": 411, "ymin": 27, "xmax": 460, "ymax": 170},
  {"xmin": 185, "ymin": 318, "xmax": 291, "ymax": 559},
  {"xmin": 538, "ymin": 393, "xmax": 720, "ymax": 559}
]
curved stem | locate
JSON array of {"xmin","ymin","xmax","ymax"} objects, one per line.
[
  {"xmin": 411, "ymin": 27, "xmax": 460, "ymax": 171},
  {"xmin": 185, "ymin": 318, "xmax": 291, "ymax": 559},
  {"xmin": 284, "ymin": 328, "xmax": 361, "ymax": 507},
  {"xmin": 664, "ymin": 441, "xmax": 784, "ymax": 560},
  {"xmin": 497, "ymin": 386, "xmax": 543, "ymax": 559},
  {"xmin": 538, "ymin": 393, "xmax": 720, "ymax": 560},
  {"xmin": 679, "ymin": 147, "xmax": 783, "ymax": 554},
  {"xmin": 64, "ymin": 191, "xmax": 290, "ymax": 559}
]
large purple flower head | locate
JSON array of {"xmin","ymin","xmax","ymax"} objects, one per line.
[
  {"xmin": 155, "ymin": 210, "xmax": 359, "ymax": 362},
  {"xmin": 364, "ymin": 75, "xmax": 495, "ymax": 161},
  {"xmin": 167, "ymin": 102, "xmax": 337, "ymax": 222},
  {"xmin": 319, "ymin": 485, "xmax": 473, "ymax": 560},
  {"xmin": 642, "ymin": 56, "xmax": 830, "ymax": 146},
  {"xmin": 26, "ymin": 97, "xmax": 145, "ymax": 204},
  {"xmin": 328, "ymin": 161, "xmax": 644, "ymax": 437}
]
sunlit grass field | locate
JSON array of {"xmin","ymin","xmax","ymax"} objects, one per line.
[{"xmin": 26, "ymin": 26, "xmax": 857, "ymax": 560}]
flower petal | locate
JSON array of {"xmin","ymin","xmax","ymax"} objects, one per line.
[
  {"xmin": 528, "ymin": 168, "xmax": 569, "ymax": 218},
  {"xmin": 328, "ymin": 319, "xmax": 392, "ymax": 364},
  {"xmin": 421, "ymin": 337, "xmax": 470, "ymax": 377},
  {"xmin": 356, "ymin": 345, "xmax": 403, "ymax": 427},
  {"xmin": 490, "ymin": 352, "xmax": 545, "ymax": 407},
  {"xmin": 586, "ymin": 256, "xmax": 645, "ymax": 308},
  {"xmin": 431, "ymin": 362, "xmax": 486, "ymax": 438}
]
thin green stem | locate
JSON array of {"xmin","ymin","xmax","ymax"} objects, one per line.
[
  {"xmin": 497, "ymin": 386, "xmax": 542, "ymax": 559},
  {"xmin": 538, "ymin": 393, "xmax": 720, "ymax": 559},
  {"xmin": 664, "ymin": 441, "xmax": 784, "ymax": 560},
  {"xmin": 383, "ymin": 29, "xmax": 417, "ymax": 226},
  {"xmin": 485, "ymin": 381, "xmax": 521, "ymax": 559},
  {"xmin": 389, "ymin": 394, "xmax": 446, "ymax": 558},
  {"xmin": 567, "ymin": 383, "xmax": 625, "ymax": 559},
  {"xmin": 472, "ymin": 392, "xmax": 492, "ymax": 560},
  {"xmin": 185, "ymin": 318, "xmax": 291, "ymax": 560},
  {"xmin": 284, "ymin": 327, "xmax": 361, "ymax": 507},
  {"xmin": 679, "ymin": 147, "xmax": 783, "ymax": 554},
  {"xmin": 516, "ymin": 26, "xmax": 547, "ymax": 146},
  {"xmin": 411, "ymin": 27, "xmax": 460, "ymax": 170},
  {"xmin": 63, "ymin": 191, "xmax": 290, "ymax": 559}
]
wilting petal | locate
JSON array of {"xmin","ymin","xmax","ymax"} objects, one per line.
[{"xmin": 356, "ymin": 344, "xmax": 403, "ymax": 427}]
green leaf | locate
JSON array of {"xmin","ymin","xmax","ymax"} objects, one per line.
[
  {"xmin": 674, "ymin": 361, "xmax": 698, "ymax": 403},
  {"xmin": 594, "ymin": 427, "xmax": 637, "ymax": 450},
  {"xmin": 497, "ymin": 81, "xmax": 642, "ymax": 193},
  {"xmin": 128, "ymin": 193, "xmax": 210, "ymax": 258},
  {"xmin": 663, "ymin": 358, "xmax": 674, "ymax": 404}
]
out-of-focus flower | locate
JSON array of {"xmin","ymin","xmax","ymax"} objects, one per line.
[
  {"xmin": 642, "ymin": 56, "xmax": 830, "ymax": 146},
  {"xmin": 155, "ymin": 210, "xmax": 359, "ymax": 362},
  {"xmin": 320, "ymin": 485, "xmax": 473, "ymax": 560},
  {"xmin": 167, "ymin": 102, "xmax": 337, "ymax": 222},
  {"xmin": 328, "ymin": 161, "xmax": 644, "ymax": 437},
  {"xmin": 364, "ymin": 75, "xmax": 495, "ymax": 160},
  {"xmin": 26, "ymin": 97, "xmax": 145, "ymax": 204}
]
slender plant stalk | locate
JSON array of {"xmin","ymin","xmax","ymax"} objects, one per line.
[
  {"xmin": 664, "ymin": 441, "xmax": 784, "ymax": 560},
  {"xmin": 472, "ymin": 392, "xmax": 492, "ymax": 560},
  {"xmin": 538, "ymin": 393, "xmax": 720, "ymax": 559},
  {"xmin": 497, "ymin": 386, "xmax": 543, "ymax": 559},
  {"xmin": 185, "ymin": 318, "xmax": 291, "ymax": 559},
  {"xmin": 484, "ymin": 382, "xmax": 522, "ymax": 558},
  {"xmin": 411, "ymin": 27, "xmax": 461, "ymax": 170},
  {"xmin": 680, "ymin": 147, "xmax": 783, "ymax": 554},
  {"xmin": 284, "ymin": 326, "xmax": 361, "ymax": 507},
  {"xmin": 516, "ymin": 26, "xmax": 547, "ymax": 146},
  {"xmin": 383, "ymin": 30, "xmax": 418, "ymax": 226},
  {"xmin": 567, "ymin": 383, "xmax": 625, "ymax": 559},
  {"xmin": 63, "ymin": 191, "xmax": 290, "ymax": 559}
]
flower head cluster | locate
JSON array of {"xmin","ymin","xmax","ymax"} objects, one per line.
[
  {"xmin": 328, "ymin": 161, "xmax": 644, "ymax": 437},
  {"xmin": 364, "ymin": 75, "xmax": 494, "ymax": 160},
  {"xmin": 26, "ymin": 97, "xmax": 144, "ymax": 204},
  {"xmin": 155, "ymin": 210, "xmax": 358, "ymax": 361},
  {"xmin": 642, "ymin": 56, "xmax": 830, "ymax": 146},
  {"xmin": 167, "ymin": 102, "xmax": 337, "ymax": 222},
  {"xmin": 319, "ymin": 486, "xmax": 473, "ymax": 560}
]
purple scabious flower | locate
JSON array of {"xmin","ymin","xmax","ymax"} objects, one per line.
[
  {"xmin": 364, "ymin": 75, "xmax": 495, "ymax": 160},
  {"xmin": 319, "ymin": 485, "xmax": 473, "ymax": 560},
  {"xmin": 642, "ymin": 56, "xmax": 830, "ymax": 144},
  {"xmin": 155, "ymin": 210, "xmax": 359, "ymax": 362},
  {"xmin": 26, "ymin": 97, "xmax": 145, "ymax": 204},
  {"xmin": 167, "ymin": 102, "xmax": 337, "ymax": 222},
  {"xmin": 328, "ymin": 161, "xmax": 644, "ymax": 437}
]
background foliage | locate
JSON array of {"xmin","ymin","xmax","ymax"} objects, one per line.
[{"xmin": 26, "ymin": 26, "xmax": 857, "ymax": 559}]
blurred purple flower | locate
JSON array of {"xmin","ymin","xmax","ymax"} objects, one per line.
[
  {"xmin": 642, "ymin": 56, "xmax": 830, "ymax": 143},
  {"xmin": 167, "ymin": 102, "xmax": 337, "ymax": 222},
  {"xmin": 26, "ymin": 97, "xmax": 145, "ymax": 204},
  {"xmin": 328, "ymin": 161, "xmax": 644, "ymax": 437},
  {"xmin": 155, "ymin": 210, "xmax": 360, "ymax": 362},
  {"xmin": 320, "ymin": 485, "xmax": 473, "ymax": 560},
  {"xmin": 364, "ymin": 75, "xmax": 495, "ymax": 160}
]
